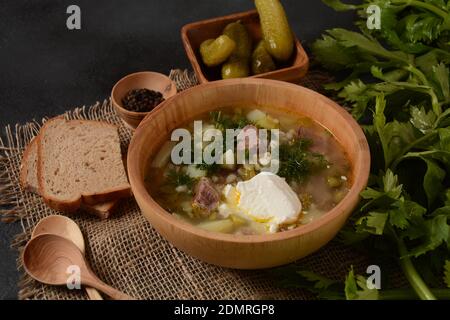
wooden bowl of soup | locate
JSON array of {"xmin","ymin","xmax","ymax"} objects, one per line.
[{"xmin": 128, "ymin": 78, "xmax": 370, "ymax": 269}]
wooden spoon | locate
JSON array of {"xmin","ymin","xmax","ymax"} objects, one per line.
[
  {"xmin": 23, "ymin": 233, "xmax": 135, "ymax": 300},
  {"xmin": 31, "ymin": 215, "xmax": 103, "ymax": 300}
]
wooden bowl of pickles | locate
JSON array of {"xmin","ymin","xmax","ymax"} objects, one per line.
[{"xmin": 181, "ymin": 2, "xmax": 309, "ymax": 84}]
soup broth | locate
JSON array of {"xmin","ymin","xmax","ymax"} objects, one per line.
[{"xmin": 145, "ymin": 107, "xmax": 351, "ymax": 235}]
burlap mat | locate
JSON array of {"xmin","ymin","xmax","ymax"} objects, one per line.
[{"xmin": 0, "ymin": 69, "xmax": 405, "ymax": 300}]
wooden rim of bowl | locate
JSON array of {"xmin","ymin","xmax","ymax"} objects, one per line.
[
  {"xmin": 129, "ymin": 78, "xmax": 370, "ymax": 244},
  {"xmin": 111, "ymin": 71, "xmax": 177, "ymax": 117}
]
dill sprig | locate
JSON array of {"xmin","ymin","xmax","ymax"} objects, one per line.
[
  {"xmin": 278, "ymin": 138, "xmax": 328, "ymax": 183},
  {"xmin": 167, "ymin": 169, "xmax": 195, "ymax": 188}
]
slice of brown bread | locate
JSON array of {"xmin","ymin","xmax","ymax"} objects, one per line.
[
  {"xmin": 37, "ymin": 118, "xmax": 131, "ymax": 212},
  {"xmin": 20, "ymin": 136, "xmax": 40, "ymax": 194},
  {"xmin": 20, "ymin": 137, "xmax": 120, "ymax": 219}
]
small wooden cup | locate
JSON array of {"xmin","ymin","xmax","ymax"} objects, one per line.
[
  {"xmin": 181, "ymin": 10, "xmax": 309, "ymax": 84},
  {"xmin": 111, "ymin": 72, "xmax": 177, "ymax": 129},
  {"xmin": 128, "ymin": 78, "xmax": 370, "ymax": 269}
]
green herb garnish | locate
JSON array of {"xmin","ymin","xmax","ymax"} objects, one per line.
[
  {"xmin": 277, "ymin": 138, "xmax": 328, "ymax": 183},
  {"xmin": 210, "ymin": 110, "xmax": 253, "ymax": 130},
  {"xmin": 167, "ymin": 169, "xmax": 195, "ymax": 188},
  {"xmin": 271, "ymin": 266, "xmax": 450, "ymax": 300},
  {"xmin": 196, "ymin": 162, "xmax": 221, "ymax": 175}
]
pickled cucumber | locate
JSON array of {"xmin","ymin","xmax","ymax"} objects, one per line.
[
  {"xmin": 221, "ymin": 21, "xmax": 252, "ymax": 79},
  {"xmin": 200, "ymin": 35, "xmax": 236, "ymax": 67},
  {"xmin": 222, "ymin": 59, "xmax": 250, "ymax": 79},
  {"xmin": 255, "ymin": 0, "xmax": 294, "ymax": 61},
  {"xmin": 251, "ymin": 40, "xmax": 276, "ymax": 74},
  {"xmin": 223, "ymin": 21, "xmax": 252, "ymax": 59}
]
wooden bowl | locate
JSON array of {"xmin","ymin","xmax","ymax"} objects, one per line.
[
  {"xmin": 111, "ymin": 71, "xmax": 177, "ymax": 129},
  {"xmin": 181, "ymin": 10, "xmax": 309, "ymax": 84},
  {"xmin": 128, "ymin": 79, "xmax": 370, "ymax": 269}
]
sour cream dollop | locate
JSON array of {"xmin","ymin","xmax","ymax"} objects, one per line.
[{"xmin": 223, "ymin": 172, "xmax": 302, "ymax": 232}]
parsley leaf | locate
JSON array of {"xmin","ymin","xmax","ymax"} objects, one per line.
[
  {"xmin": 356, "ymin": 212, "xmax": 388, "ymax": 235},
  {"xmin": 297, "ymin": 270, "xmax": 340, "ymax": 290},
  {"xmin": 407, "ymin": 215, "xmax": 450, "ymax": 258},
  {"xmin": 422, "ymin": 158, "xmax": 446, "ymax": 206},
  {"xmin": 389, "ymin": 200, "xmax": 427, "ymax": 230},
  {"xmin": 345, "ymin": 268, "xmax": 379, "ymax": 300},
  {"xmin": 410, "ymin": 106, "xmax": 437, "ymax": 134},
  {"xmin": 432, "ymin": 63, "xmax": 450, "ymax": 101},
  {"xmin": 270, "ymin": 266, "xmax": 345, "ymax": 300},
  {"xmin": 322, "ymin": 0, "xmax": 360, "ymax": 11}
]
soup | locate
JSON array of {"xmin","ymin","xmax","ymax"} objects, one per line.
[{"xmin": 145, "ymin": 107, "xmax": 351, "ymax": 235}]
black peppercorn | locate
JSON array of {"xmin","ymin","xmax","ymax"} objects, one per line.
[{"xmin": 121, "ymin": 88, "xmax": 165, "ymax": 112}]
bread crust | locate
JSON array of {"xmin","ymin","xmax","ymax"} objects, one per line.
[
  {"xmin": 19, "ymin": 137, "xmax": 36, "ymax": 191},
  {"xmin": 81, "ymin": 199, "xmax": 120, "ymax": 220},
  {"xmin": 37, "ymin": 117, "xmax": 131, "ymax": 212},
  {"xmin": 82, "ymin": 187, "xmax": 132, "ymax": 205}
]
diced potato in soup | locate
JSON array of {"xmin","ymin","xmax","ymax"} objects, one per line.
[{"xmin": 145, "ymin": 107, "xmax": 351, "ymax": 235}]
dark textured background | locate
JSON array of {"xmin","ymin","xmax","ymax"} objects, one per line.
[{"xmin": 0, "ymin": 0, "xmax": 354, "ymax": 299}]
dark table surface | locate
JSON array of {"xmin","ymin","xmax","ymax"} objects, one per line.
[{"xmin": 0, "ymin": 0, "xmax": 355, "ymax": 299}]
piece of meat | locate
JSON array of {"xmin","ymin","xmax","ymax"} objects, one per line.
[
  {"xmin": 297, "ymin": 127, "xmax": 330, "ymax": 154},
  {"xmin": 237, "ymin": 125, "xmax": 259, "ymax": 152},
  {"xmin": 192, "ymin": 177, "xmax": 220, "ymax": 214}
]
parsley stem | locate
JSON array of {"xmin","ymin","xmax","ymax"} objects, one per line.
[
  {"xmin": 405, "ymin": 65, "xmax": 442, "ymax": 115},
  {"xmin": 379, "ymin": 288, "xmax": 450, "ymax": 300},
  {"xmin": 390, "ymin": 131, "xmax": 439, "ymax": 170},
  {"xmin": 392, "ymin": 0, "xmax": 450, "ymax": 25},
  {"xmin": 405, "ymin": 65, "xmax": 428, "ymax": 85},
  {"xmin": 402, "ymin": 131, "xmax": 438, "ymax": 154},
  {"xmin": 396, "ymin": 237, "xmax": 437, "ymax": 300}
]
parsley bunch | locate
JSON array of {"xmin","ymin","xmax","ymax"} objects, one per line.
[
  {"xmin": 313, "ymin": 0, "xmax": 450, "ymax": 120},
  {"xmin": 276, "ymin": 0, "xmax": 450, "ymax": 300}
]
